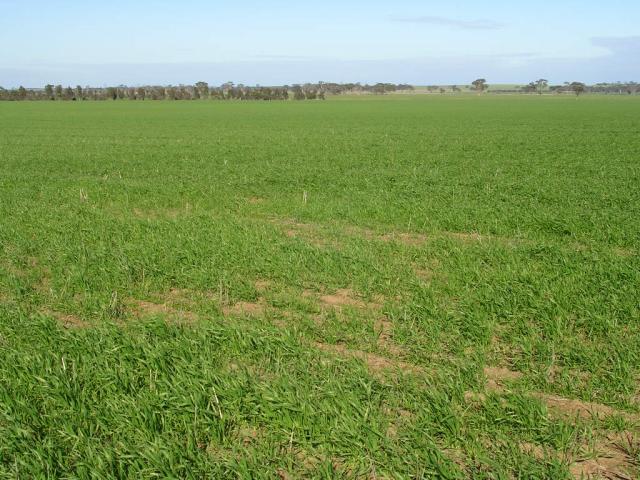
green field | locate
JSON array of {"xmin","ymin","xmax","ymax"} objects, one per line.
[{"xmin": 1, "ymin": 95, "xmax": 639, "ymax": 478}]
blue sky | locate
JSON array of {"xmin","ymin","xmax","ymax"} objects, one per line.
[{"xmin": 1, "ymin": 0, "xmax": 638, "ymax": 87}]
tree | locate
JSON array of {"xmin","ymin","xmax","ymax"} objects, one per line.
[
  {"xmin": 64, "ymin": 86, "xmax": 75, "ymax": 100},
  {"xmin": 54, "ymin": 85, "xmax": 63, "ymax": 100},
  {"xmin": 75, "ymin": 85, "xmax": 83, "ymax": 100},
  {"xmin": 471, "ymin": 78, "xmax": 488, "ymax": 92},
  {"xmin": 17, "ymin": 86, "xmax": 28, "ymax": 100},
  {"xmin": 535, "ymin": 79, "xmax": 548, "ymax": 95},
  {"xmin": 106, "ymin": 87, "xmax": 118, "ymax": 100},
  {"xmin": 195, "ymin": 81, "xmax": 209, "ymax": 99},
  {"xmin": 569, "ymin": 82, "xmax": 586, "ymax": 96},
  {"xmin": 292, "ymin": 85, "xmax": 305, "ymax": 100},
  {"xmin": 44, "ymin": 84, "xmax": 54, "ymax": 100}
]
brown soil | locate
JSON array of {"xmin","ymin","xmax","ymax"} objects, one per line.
[
  {"xmin": 445, "ymin": 231, "xmax": 486, "ymax": 242},
  {"xmin": 237, "ymin": 426, "xmax": 260, "ymax": 445},
  {"xmin": 385, "ymin": 407, "xmax": 414, "ymax": 438},
  {"xmin": 569, "ymin": 434, "xmax": 637, "ymax": 480},
  {"xmin": 484, "ymin": 365, "xmax": 524, "ymax": 391},
  {"xmin": 520, "ymin": 442, "xmax": 548, "ymax": 460},
  {"xmin": 518, "ymin": 432, "xmax": 639, "ymax": 479},
  {"xmin": 375, "ymin": 317, "xmax": 405, "ymax": 356},
  {"xmin": 222, "ymin": 301, "xmax": 264, "ymax": 317},
  {"xmin": 379, "ymin": 232, "xmax": 428, "ymax": 246},
  {"xmin": 314, "ymin": 342, "xmax": 421, "ymax": 376},
  {"xmin": 254, "ymin": 279, "xmax": 270, "ymax": 292},
  {"xmin": 533, "ymin": 393, "xmax": 631, "ymax": 421},
  {"xmin": 319, "ymin": 288, "xmax": 367, "ymax": 308},
  {"xmin": 43, "ymin": 309, "xmax": 88, "ymax": 328},
  {"xmin": 131, "ymin": 299, "xmax": 198, "ymax": 323},
  {"xmin": 613, "ymin": 247, "xmax": 634, "ymax": 257},
  {"xmin": 464, "ymin": 391, "xmax": 487, "ymax": 403},
  {"xmin": 413, "ymin": 267, "xmax": 435, "ymax": 282}
]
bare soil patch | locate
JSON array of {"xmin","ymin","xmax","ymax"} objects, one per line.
[
  {"xmin": 314, "ymin": 341, "xmax": 422, "ymax": 376},
  {"xmin": 480, "ymin": 366, "xmax": 638, "ymax": 423},
  {"xmin": 520, "ymin": 442, "xmax": 548, "ymax": 460},
  {"xmin": 533, "ymin": 393, "xmax": 636, "ymax": 421},
  {"xmin": 236, "ymin": 425, "xmax": 261, "ymax": 446},
  {"xmin": 518, "ymin": 432, "xmax": 639, "ymax": 479},
  {"xmin": 569, "ymin": 433, "xmax": 638, "ymax": 480},
  {"xmin": 254, "ymin": 279, "xmax": 271, "ymax": 292},
  {"xmin": 43, "ymin": 309, "xmax": 89, "ymax": 329},
  {"xmin": 319, "ymin": 288, "xmax": 367, "ymax": 309},
  {"xmin": 445, "ymin": 231, "xmax": 486, "ymax": 243},
  {"xmin": 413, "ymin": 266, "xmax": 435, "ymax": 282},
  {"xmin": 375, "ymin": 317, "xmax": 405, "ymax": 356},
  {"xmin": 313, "ymin": 288, "xmax": 383, "ymax": 312},
  {"xmin": 484, "ymin": 365, "xmax": 523, "ymax": 391},
  {"xmin": 130, "ymin": 299, "xmax": 198, "ymax": 323},
  {"xmin": 613, "ymin": 247, "xmax": 634, "ymax": 258},
  {"xmin": 379, "ymin": 232, "xmax": 428, "ymax": 247},
  {"xmin": 384, "ymin": 406, "xmax": 414, "ymax": 438},
  {"xmin": 223, "ymin": 301, "xmax": 265, "ymax": 317}
]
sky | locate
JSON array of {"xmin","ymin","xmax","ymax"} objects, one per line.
[{"xmin": 1, "ymin": 0, "xmax": 639, "ymax": 87}]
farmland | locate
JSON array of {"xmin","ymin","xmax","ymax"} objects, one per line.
[{"xmin": 1, "ymin": 95, "xmax": 639, "ymax": 478}]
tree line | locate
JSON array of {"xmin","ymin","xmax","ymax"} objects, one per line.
[
  {"xmin": 0, "ymin": 82, "xmax": 415, "ymax": 101},
  {"xmin": 1, "ymin": 79, "xmax": 637, "ymax": 101}
]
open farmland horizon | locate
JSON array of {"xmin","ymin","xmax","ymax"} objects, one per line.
[{"xmin": 1, "ymin": 95, "xmax": 639, "ymax": 478}]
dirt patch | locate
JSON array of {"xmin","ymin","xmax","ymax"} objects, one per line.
[
  {"xmin": 484, "ymin": 366, "xmax": 524, "ymax": 391},
  {"xmin": 254, "ymin": 279, "xmax": 271, "ymax": 292},
  {"xmin": 223, "ymin": 301, "xmax": 264, "ymax": 317},
  {"xmin": 569, "ymin": 434, "xmax": 637, "ymax": 480},
  {"xmin": 314, "ymin": 341, "xmax": 422, "ymax": 376},
  {"xmin": 279, "ymin": 222, "xmax": 339, "ymax": 249},
  {"xmin": 413, "ymin": 267, "xmax": 435, "ymax": 282},
  {"xmin": 376, "ymin": 317, "xmax": 394, "ymax": 343},
  {"xmin": 236, "ymin": 425, "xmax": 261, "ymax": 445},
  {"xmin": 445, "ymin": 231, "xmax": 487, "ymax": 243},
  {"xmin": 464, "ymin": 391, "xmax": 487, "ymax": 403},
  {"xmin": 313, "ymin": 288, "xmax": 383, "ymax": 312},
  {"xmin": 613, "ymin": 247, "xmax": 634, "ymax": 258},
  {"xmin": 533, "ymin": 393, "xmax": 632, "ymax": 421},
  {"xmin": 130, "ymin": 299, "xmax": 198, "ymax": 323},
  {"xmin": 478, "ymin": 364, "xmax": 637, "ymax": 423},
  {"xmin": 43, "ymin": 309, "xmax": 89, "ymax": 328},
  {"xmin": 319, "ymin": 288, "xmax": 367, "ymax": 308},
  {"xmin": 375, "ymin": 317, "xmax": 405, "ymax": 356},
  {"xmin": 520, "ymin": 442, "xmax": 548, "ymax": 460},
  {"xmin": 247, "ymin": 197, "xmax": 265, "ymax": 205},
  {"xmin": 384, "ymin": 406, "xmax": 414, "ymax": 438},
  {"xmin": 380, "ymin": 232, "xmax": 428, "ymax": 247},
  {"xmin": 520, "ymin": 433, "xmax": 638, "ymax": 479},
  {"xmin": 544, "ymin": 365, "xmax": 592, "ymax": 385}
]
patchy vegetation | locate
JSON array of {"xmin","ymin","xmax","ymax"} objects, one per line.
[{"xmin": 1, "ymin": 95, "xmax": 639, "ymax": 478}]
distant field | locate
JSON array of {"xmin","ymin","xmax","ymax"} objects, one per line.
[{"xmin": 1, "ymin": 96, "xmax": 639, "ymax": 478}]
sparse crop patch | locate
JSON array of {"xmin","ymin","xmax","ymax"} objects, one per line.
[{"xmin": 1, "ymin": 95, "xmax": 639, "ymax": 478}]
